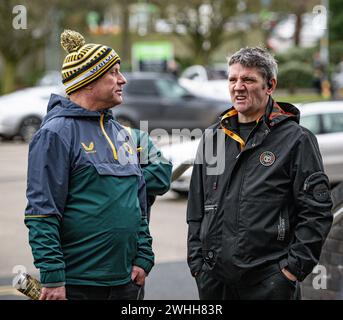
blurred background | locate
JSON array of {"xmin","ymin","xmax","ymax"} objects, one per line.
[
  {"xmin": 1, "ymin": 0, "xmax": 343, "ymax": 300},
  {"xmin": 1, "ymin": 0, "xmax": 343, "ymax": 100}
]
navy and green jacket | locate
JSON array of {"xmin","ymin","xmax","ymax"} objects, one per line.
[
  {"xmin": 125, "ymin": 127, "xmax": 172, "ymax": 220},
  {"xmin": 25, "ymin": 94, "xmax": 154, "ymax": 287}
]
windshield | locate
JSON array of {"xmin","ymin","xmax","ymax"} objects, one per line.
[{"xmin": 156, "ymin": 79, "xmax": 189, "ymax": 98}]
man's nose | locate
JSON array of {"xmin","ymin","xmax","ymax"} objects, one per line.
[
  {"xmin": 234, "ymin": 80, "xmax": 245, "ymax": 90},
  {"xmin": 119, "ymin": 74, "xmax": 127, "ymax": 85}
]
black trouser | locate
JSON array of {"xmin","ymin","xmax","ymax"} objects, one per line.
[
  {"xmin": 195, "ymin": 265, "xmax": 301, "ymax": 300},
  {"xmin": 66, "ymin": 281, "xmax": 142, "ymax": 300}
]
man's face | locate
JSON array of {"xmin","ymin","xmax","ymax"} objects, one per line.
[
  {"xmin": 91, "ymin": 63, "xmax": 127, "ymax": 109},
  {"xmin": 228, "ymin": 63, "xmax": 274, "ymax": 120}
]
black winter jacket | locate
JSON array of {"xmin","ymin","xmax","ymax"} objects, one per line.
[{"xmin": 187, "ymin": 98, "xmax": 333, "ymax": 283}]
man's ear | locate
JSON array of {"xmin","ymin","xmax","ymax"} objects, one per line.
[{"xmin": 266, "ymin": 78, "xmax": 277, "ymax": 95}]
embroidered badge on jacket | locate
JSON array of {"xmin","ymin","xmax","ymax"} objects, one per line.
[{"xmin": 259, "ymin": 151, "xmax": 275, "ymax": 167}]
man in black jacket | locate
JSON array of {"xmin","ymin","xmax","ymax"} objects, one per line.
[{"xmin": 187, "ymin": 47, "xmax": 333, "ymax": 300}]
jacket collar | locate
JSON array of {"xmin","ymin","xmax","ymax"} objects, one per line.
[
  {"xmin": 42, "ymin": 94, "xmax": 113, "ymax": 126},
  {"xmin": 219, "ymin": 97, "xmax": 299, "ymax": 151}
]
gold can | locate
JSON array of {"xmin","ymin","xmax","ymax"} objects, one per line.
[{"xmin": 13, "ymin": 273, "xmax": 42, "ymax": 300}]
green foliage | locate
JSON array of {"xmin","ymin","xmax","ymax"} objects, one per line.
[
  {"xmin": 329, "ymin": 41, "xmax": 343, "ymax": 65},
  {"xmin": 277, "ymin": 61, "xmax": 314, "ymax": 90},
  {"xmin": 174, "ymin": 56, "xmax": 194, "ymax": 72},
  {"xmin": 329, "ymin": 0, "xmax": 343, "ymax": 42},
  {"xmin": 275, "ymin": 47, "xmax": 317, "ymax": 65},
  {"xmin": 274, "ymin": 92, "xmax": 328, "ymax": 104}
]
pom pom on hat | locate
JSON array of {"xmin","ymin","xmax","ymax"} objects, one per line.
[{"xmin": 60, "ymin": 29, "xmax": 85, "ymax": 53}]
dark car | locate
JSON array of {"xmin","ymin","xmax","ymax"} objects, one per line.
[{"xmin": 111, "ymin": 72, "xmax": 230, "ymax": 132}]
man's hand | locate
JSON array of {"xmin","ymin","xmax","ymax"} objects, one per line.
[
  {"xmin": 131, "ymin": 265, "xmax": 147, "ymax": 286},
  {"xmin": 281, "ymin": 268, "xmax": 297, "ymax": 282},
  {"xmin": 39, "ymin": 286, "xmax": 66, "ymax": 300}
]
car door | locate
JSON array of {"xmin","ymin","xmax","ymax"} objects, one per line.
[
  {"xmin": 117, "ymin": 78, "xmax": 165, "ymax": 130},
  {"xmin": 154, "ymin": 78, "xmax": 211, "ymax": 131},
  {"xmin": 318, "ymin": 112, "xmax": 343, "ymax": 183}
]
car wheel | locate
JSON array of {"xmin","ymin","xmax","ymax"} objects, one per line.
[
  {"xmin": 116, "ymin": 116, "xmax": 136, "ymax": 128},
  {"xmin": 19, "ymin": 116, "xmax": 42, "ymax": 143}
]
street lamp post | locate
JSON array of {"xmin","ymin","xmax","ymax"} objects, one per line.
[{"xmin": 319, "ymin": 0, "xmax": 331, "ymax": 98}]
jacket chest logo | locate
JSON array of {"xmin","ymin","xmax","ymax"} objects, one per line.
[
  {"xmin": 81, "ymin": 142, "xmax": 96, "ymax": 154},
  {"xmin": 259, "ymin": 151, "xmax": 275, "ymax": 166}
]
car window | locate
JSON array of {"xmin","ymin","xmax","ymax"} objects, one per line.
[
  {"xmin": 124, "ymin": 79, "xmax": 159, "ymax": 96},
  {"xmin": 322, "ymin": 113, "xmax": 343, "ymax": 133},
  {"xmin": 155, "ymin": 79, "xmax": 189, "ymax": 99},
  {"xmin": 300, "ymin": 114, "xmax": 321, "ymax": 134},
  {"xmin": 207, "ymin": 69, "xmax": 228, "ymax": 80}
]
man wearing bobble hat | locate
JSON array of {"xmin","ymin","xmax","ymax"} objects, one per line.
[{"xmin": 24, "ymin": 30, "xmax": 155, "ymax": 300}]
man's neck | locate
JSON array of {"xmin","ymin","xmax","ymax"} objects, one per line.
[
  {"xmin": 70, "ymin": 94, "xmax": 104, "ymax": 112},
  {"xmin": 238, "ymin": 109, "xmax": 265, "ymax": 123}
]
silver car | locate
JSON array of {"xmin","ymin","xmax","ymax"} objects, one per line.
[{"xmin": 0, "ymin": 85, "xmax": 64, "ymax": 142}]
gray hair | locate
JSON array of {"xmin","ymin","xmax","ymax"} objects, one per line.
[{"xmin": 227, "ymin": 47, "xmax": 278, "ymax": 83}]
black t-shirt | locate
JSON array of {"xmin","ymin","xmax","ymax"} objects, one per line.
[{"xmin": 238, "ymin": 121, "xmax": 256, "ymax": 143}]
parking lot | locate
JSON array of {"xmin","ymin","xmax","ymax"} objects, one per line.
[{"xmin": 0, "ymin": 140, "xmax": 198, "ymax": 300}]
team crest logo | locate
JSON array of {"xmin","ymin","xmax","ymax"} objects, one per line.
[
  {"xmin": 123, "ymin": 142, "xmax": 134, "ymax": 155},
  {"xmin": 259, "ymin": 151, "xmax": 275, "ymax": 167}
]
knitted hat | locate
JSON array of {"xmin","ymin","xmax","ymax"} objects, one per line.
[{"xmin": 60, "ymin": 29, "xmax": 120, "ymax": 95}]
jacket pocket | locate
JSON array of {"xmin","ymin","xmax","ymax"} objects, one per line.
[
  {"xmin": 277, "ymin": 207, "xmax": 289, "ymax": 243},
  {"xmin": 93, "ymin": 162, "xmax": 141, "ymax": 177},
  {"xmin": 200, "ymin": 204, "xmax": 218, "ymax": 245}
]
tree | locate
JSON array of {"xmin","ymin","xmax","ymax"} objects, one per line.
[
  {"xmin": 0, "ymin": 0, "xmax": 114, "ymax": 93},
  {"xmin": 117, "ymin": 0, "xmax": 135, "ymax": 65},
  {"xmin": 328, "ymin": 0, "xmax": 343, "ymax": 65},
  {"xmin": 268, "ymin": 0, "xmax": 319, "ymax": 46},
  {"xmin": 329, "ymin": 0, "xmax": 343, "ymax": 42},
  {"xmin": 150, "ymin": 0, "xmax": 241, "ymax": 65},
  {"xmin": 0, "ymin": 0, "xmax": 51, "ymax": 93}
]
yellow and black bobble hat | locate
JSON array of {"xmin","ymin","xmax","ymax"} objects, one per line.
[{"xmin": 60, "ymin": 29, "xmax": 120, "ymax": 95}]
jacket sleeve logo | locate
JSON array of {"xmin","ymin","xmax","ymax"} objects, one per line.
[
  {"xmin": 81, "ymin": 142, "xmax": 96, "ymax": 153},
  {"xmin": 259, "ymin": 151, "xmax": 276, "ymax": 167}
]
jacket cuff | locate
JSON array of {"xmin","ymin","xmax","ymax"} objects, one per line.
[
  {"xmin": 189, "ymin": 263, "xmax": 203, "ymax": 277},
  {"xmin": 134, "ymin": 257, "xmax": 154, "ymax": 274},
  {"xmin": 279, "ymin": 258, "xmax": 306, "ymax": 282},
  {"xmin": 40, "ymin": 269, "xmax": 65, "ymax": 286}
]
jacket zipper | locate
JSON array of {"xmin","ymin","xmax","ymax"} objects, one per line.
[
  {"xmin": 99, "ymin": 113, "xmax": 118, "ymax": 160},
  {"xmin": 230, "ymin": 142, "xmax": 258, "ymax": 237}
]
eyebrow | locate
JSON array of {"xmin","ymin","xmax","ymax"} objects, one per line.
[
  {"xmin": 111, "ymin": 65, "xmax": 120, "ymax": 72},
  {"xmin": 229, "ymin": 76, "xmax": 257, "ymax": 81},
  {"xmin": 242, "ymin": 76, "xmax": 257, "ymax": 81}
]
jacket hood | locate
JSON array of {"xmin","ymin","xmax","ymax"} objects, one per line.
[
  {"xmin": 42, "ymin": 94, "xmax": 113, "ymax": 126},
  {"xmin": 266, "ymin": 97, "xmax": 300, "ymax": 126}
]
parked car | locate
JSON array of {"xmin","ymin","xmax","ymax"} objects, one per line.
[
  {"xmin": 36, "ymin": 70, "xmax": 62, "ymax": 86},
  {"xmin": 299, "ymin": 101, "xmax": 343, "ymax": 184},
  {"xmin": 163, "ymin": 101, "xmax": 343, "ymax": 195},
  {"xmin": 0, "ymin": 85, "xmax": 64, "ymax": 142},
  {"xmin": 178, "ymin": 64, "xmax": 229, "ymax": 101},
  {"xmin": 112, "ymin": 72, "xmax": 230, "ymax": 132}
]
